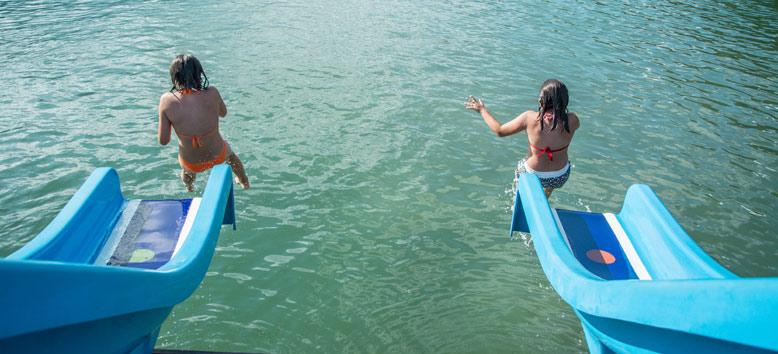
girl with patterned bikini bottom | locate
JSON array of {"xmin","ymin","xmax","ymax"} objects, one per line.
[
  {"xmin": 158, "ymin": 54, "xmax": 250, "ymax": 192},
  {"xmin": 465, "ymin": 79, "xmax": 580, "ymax": 198}
]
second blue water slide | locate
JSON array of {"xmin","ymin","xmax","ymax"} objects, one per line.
[
  {"xmin": 511, "ymin": 173, "xmax": 778, "ymax": 353},
  {"xmin": 0, "ymin": 165, "xmax": 236, "ymax": 354}
]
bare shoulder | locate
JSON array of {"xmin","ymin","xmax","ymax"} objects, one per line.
[
  {"xmin": 568, "ymin": 112, "xmax": 581, "ymax": 130},
  {"xmin": 516, "ymin": 110, "xmax": 536, "ymax": 120},
  {"xmin": 519, "ymin": 110, "xmax": 538, "ymax": 124},
  {"xmin": 205, "ymin": 85, "xmax": 221, "ymax": 95},
  {"xmin": 159, "ymin": 91, "xmax": 176, "ymax": 104}
]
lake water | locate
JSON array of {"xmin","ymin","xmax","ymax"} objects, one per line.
[{"xmin": 1, "ymin": 0, "xmax": 776, "ymax": 353}]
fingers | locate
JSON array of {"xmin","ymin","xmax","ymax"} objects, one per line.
[{"xmin": 464, "ymin": 95, "xmax": 483, "ymax": 111}]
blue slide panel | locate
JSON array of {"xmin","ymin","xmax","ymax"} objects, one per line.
[
  {"xmin": 511, "ymin": 173, "xmax": 778, "ymax": 353},
  {"xmin": 555, "ymin": 210, "xmax": 638, "ymax": 280},
  {"xmin": 0, "ymin": 165, "xmax": 236, "ymax": 354},
  {"xmin": 122, "ymin": 199, "xmax": 193, "ymax": 269}
]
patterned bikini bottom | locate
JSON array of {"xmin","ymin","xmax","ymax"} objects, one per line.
[{"xmin": 514, "ymin": 158, "xmax": 571, "ymax": 189}]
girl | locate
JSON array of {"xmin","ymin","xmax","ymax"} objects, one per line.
[
  {"xmin": 158, "ymin": 54, "xmax": 250, "ymax": 192},
  {"xmin": 465, "ymin": 79, "xmax": 579, "ymax": 198}
]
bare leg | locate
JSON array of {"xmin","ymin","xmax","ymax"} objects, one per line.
[
  {"xmin": 544, "ymin": 188, "xmax": 553, "ymax": 199},
  {"xmin": 181, "ymin": 169, "xmax": 196, "ymax": 192},
  {"xmin": 226, "ymin": 152, "xmax": 250, "ymax": 189}
]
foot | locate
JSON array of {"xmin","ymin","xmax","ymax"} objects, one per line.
[{"xmin": 234, "ymin": 176, "xmax": 249, "ymax": 189}]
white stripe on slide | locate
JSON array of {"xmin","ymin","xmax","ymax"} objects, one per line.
[
  {"xmin": 173, "ymin": 197, "xmax": 201, "ymax": 258},
  {"xmin": 604, "ymin": 213, "xmax": 652, "ymax": 280},
  {"xmin": 95, "ymin": 199, "xmax": 142, "ymax": 265},
  {"xmin": 552, "ymin": 208, "xmax": 574, "ymax": 253}
]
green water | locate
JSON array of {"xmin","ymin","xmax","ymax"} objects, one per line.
[{"xmin": 1, "ymin": 1, "xmax": 776, "ymax": 353}]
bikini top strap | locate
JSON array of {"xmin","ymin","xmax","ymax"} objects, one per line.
[
  {"xmin": 179, "ymin": 128, "xmax": 219, "ymax": 148},
  {"xmin": 180, "ymin": 89, "xmax": 201, "ymax": 95},
  {"xmin": 529, "ymin": 143, "xmax": 569, "ymax": 161}
]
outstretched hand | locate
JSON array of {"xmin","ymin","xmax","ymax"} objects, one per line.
[{"xmin": 464, "ymin": 95, "xmax": 484, "ymax": 113}]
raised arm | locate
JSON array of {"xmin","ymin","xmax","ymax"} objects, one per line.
[{"xmin": 465, "ymin": 96, "xmax": 528, "ymax": 137}]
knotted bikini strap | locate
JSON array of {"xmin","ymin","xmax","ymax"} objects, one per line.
[
  {"xmin": 539, "ymin": 146, "xmax": 554, "ymax": 161},
  {"xmin": 191, "ymin": 136, "xmax": 205, "ymax": 148},
  {"xmin": 180, "ymin": 89, "xmax": 200, "ymax": 95},
  {"xmin": 179, "ymin": 128, "xmax": 218, "ymax": 149},
  {"xmin": 530, "ymin": 143, "xmax": 569, "ymax": 162}
]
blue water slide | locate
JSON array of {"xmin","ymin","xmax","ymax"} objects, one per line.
[
  {"xmin": 511, "ymin": 173, "xmax": 778, "ymax": 353},
  {"xmin": 0, "ymin": 165, "xmax": 236, "ymax": 354}
]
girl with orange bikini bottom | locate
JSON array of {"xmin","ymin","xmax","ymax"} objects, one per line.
[
  {"xmin": 178, "ymin": 141, "xmax": 226, "ymax": 173},
  {"xmin": 158, "ymin": 54, "xmax": 250, "ymax": 192}
]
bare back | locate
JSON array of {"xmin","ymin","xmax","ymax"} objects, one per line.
[
  {"xmin": 522, "ymin": 110, "xmax": 579, "ymax": 171},
  {"xmin": 158, "ymin": 86, "xmax": 227, "ymax": 163}
]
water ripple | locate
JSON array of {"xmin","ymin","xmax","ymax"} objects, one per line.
[{"xmin": 1, "ymin": 0, "xmax": 776, "ymax": 353}]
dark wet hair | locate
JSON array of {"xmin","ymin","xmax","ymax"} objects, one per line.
[
  {"xmin": 169, "ymin": 54, "xmax": 209, "ymax": 92},
  {"xmin": 537, "ymin": 79, "xmax": 570, "ymax": 133}
]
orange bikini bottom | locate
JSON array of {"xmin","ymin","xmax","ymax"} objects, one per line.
[{"xmin": 179, "ymin": 142, "xmax": 227, "ymax": 173}]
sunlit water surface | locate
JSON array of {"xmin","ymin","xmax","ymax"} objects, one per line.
[{"xmin": 1, "ymin": 1, "xmax": 776, "ymax": 353}]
